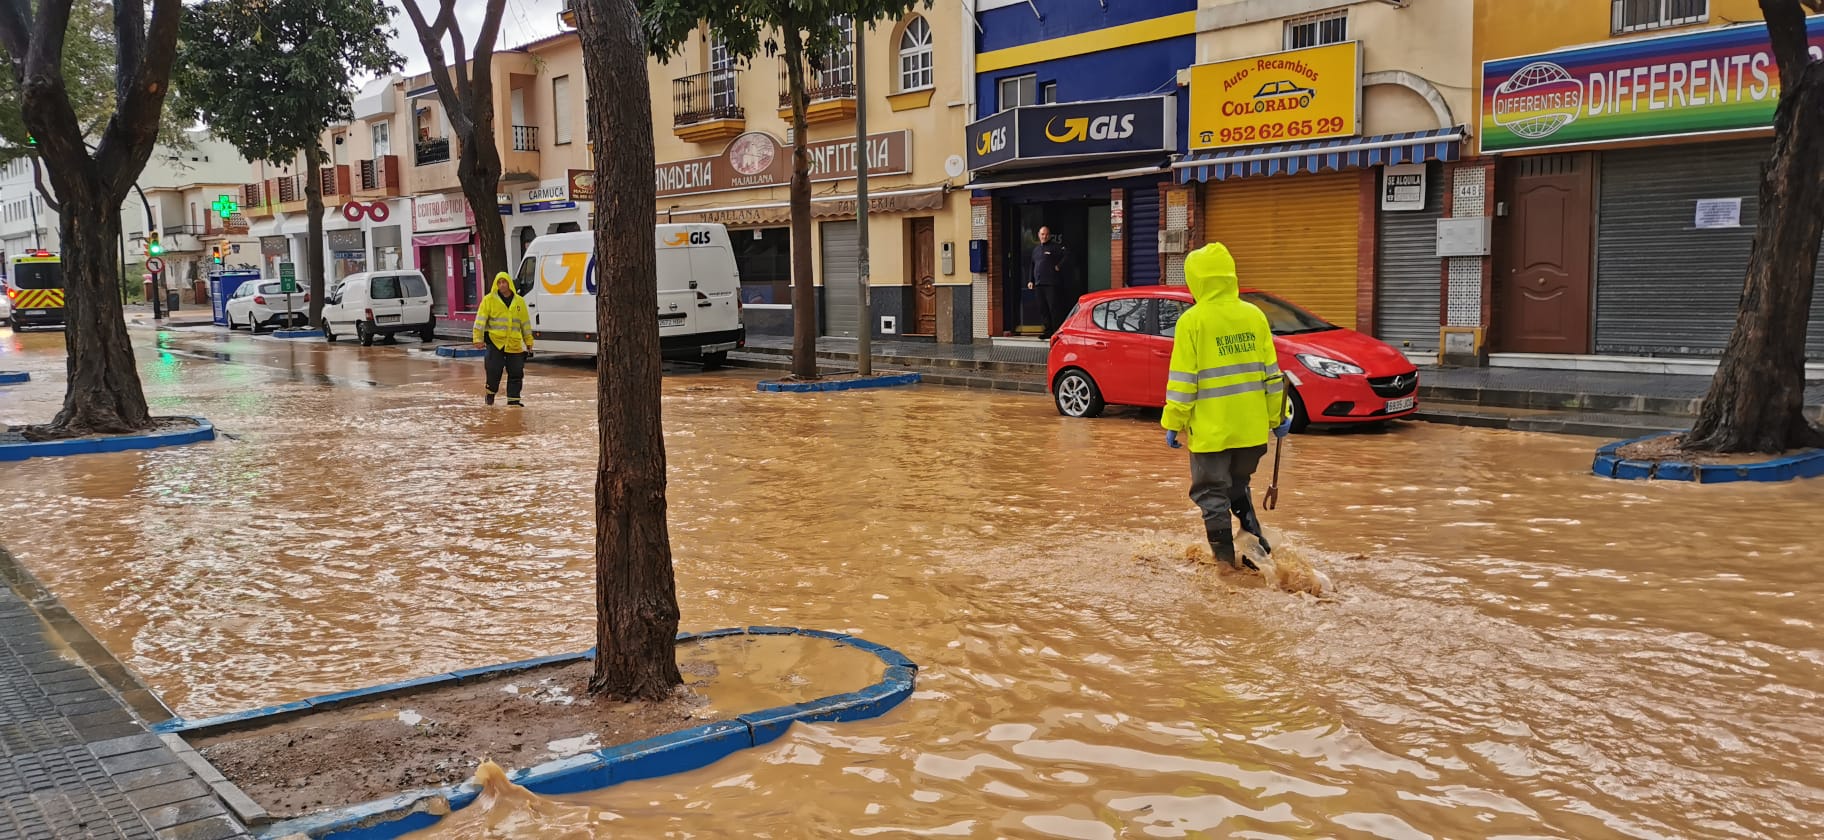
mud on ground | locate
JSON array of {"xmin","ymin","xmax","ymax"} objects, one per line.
[
  {"xmin": 194, "ymin": 658, "xmax": 717, "ymax": 819},
  {"xmin": 1615, "ymin": 432, "xmax": 1802, "ymax": 466}
]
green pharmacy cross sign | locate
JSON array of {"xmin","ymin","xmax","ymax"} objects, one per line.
[{"xmin": 212, "ymin": 194, "xmax": 239, "ymax": 221}]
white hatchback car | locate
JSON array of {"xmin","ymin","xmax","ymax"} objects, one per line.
[
  {"xmin": 223, "ymin": 280, "xmax": 308, "ymax": 332},
  {"xmin": 0, "ymin": 284, "xmax": 12, "ymax": 325},
  {"xmin": 320, "ymin": 270, "xmax": 436, "ymax": 345}
]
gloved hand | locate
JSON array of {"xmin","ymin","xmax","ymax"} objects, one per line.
[
  {"xmin": 1273, "ymin": 415, "xmax": 1293, "ymax": 439},
  {"xmin": 1165, "ymin": 430, "xmax": 1182, "ymax": 449}
]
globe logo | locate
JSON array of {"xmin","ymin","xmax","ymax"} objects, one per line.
[{"xmin": 1492, "ymin": 61, "xmax": 1584, "ymax": 140}]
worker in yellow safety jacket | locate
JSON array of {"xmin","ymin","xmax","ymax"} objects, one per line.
[
  {"xmin": 473, "ymin": 271, "xmax": 534, "ymax": 406},
  {"xmin": 1161, "ymin": 243, "xmax": 1290, "ymax": 570}
]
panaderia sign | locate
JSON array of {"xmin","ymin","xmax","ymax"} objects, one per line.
[
  {"xmin": 654, "ymin": 130, "xmax": 910, "ymax": 199},
  {"xmin": 1481, "ymin": 16, "xmax": 1824, "ymax": 152},
  {"xmin": 1187, "ymin": 42, "xmax": 1361, "ymax": 151}
]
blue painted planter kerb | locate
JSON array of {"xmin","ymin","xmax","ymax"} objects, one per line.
[
  {"xmin": 1593, "ymin": 432, "xmax": 1824, "ymax": 483},
  {"xmin": 434, "ymin": 345, "xmax": 487, "ymax": 359},
  {"xmin": 0, "ymin": 416, "xmax": 215, "ymax": 462},
  {"xmin": 0, "ymin": 370, "xmax": 29, "ymax": 384},
  {"xmin": 152, "ymin": 627, "xmax": 917, "ymax": 840},
  {"xmin": 273, "ymin": 328, "xmax": 325, "ymax": 339},
  {"xmin": 757, "ymin": 372, "xmax": 921, "ymax": 393}
]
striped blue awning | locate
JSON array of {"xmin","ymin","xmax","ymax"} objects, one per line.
[{"xmin": 1175, "ymin": 126, "xmax": 1464, "ymax": 184}]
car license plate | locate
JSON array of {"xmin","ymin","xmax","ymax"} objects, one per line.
[
  {"xmin": 23, "ymin": 310, "xmax": 45, "ymax": 316},
  {"xmin": 1385, "ymin": 396, "xmax": 1415, "ymax": 413},
  {"xmin": 377, "ymin": 315, "xmax": 401, "ymax": 324},
  {"xmin": 658, "ymin": 315, "xmax": 686, "ymax": 326}
]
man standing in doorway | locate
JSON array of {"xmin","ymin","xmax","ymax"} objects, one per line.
[
  {"xmin": 474, "ymin": 271, "xmax": 534, "ymax": 406},
  {"xmin": 1162, "ymin": 243, "xmax": 1290, "ymax": 570},
  {"xmin": 1028, "ymin": 226, "xmax": 1070, "ymax": 338}
]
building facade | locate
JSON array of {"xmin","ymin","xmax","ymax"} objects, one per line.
[
  {"xmin": 1176, "ymin": 0, "xmax": 1472, "ymax": 360},
  {"xmin": 965, "ymin": 0, "xmax": 1196, "ymax": 339},
  {"xmin": 1475, "ymin": 0, "xmax": 1824, "ymax": 363},
  {"xmin": 649, "ymin": 4, "xmax": 977, "ymax": 342}
]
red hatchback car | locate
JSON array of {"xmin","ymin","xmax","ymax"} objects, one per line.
[{"xmin": 1046, "ymin": 287, "xmax": 1420, "ymax": 430}]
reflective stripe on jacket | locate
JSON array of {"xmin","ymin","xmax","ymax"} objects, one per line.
[
  {"xmin": 473, "ymin": 291, "xmax": 533, "ymax": 354},
  {"xmin": 1160, "ymin": 243, "xmax": 1286, "ymax": 453}
]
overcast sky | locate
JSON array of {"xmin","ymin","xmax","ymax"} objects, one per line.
[{"xmin": 385, "ymin": 0, "xmax": 567, "ymax": 77}]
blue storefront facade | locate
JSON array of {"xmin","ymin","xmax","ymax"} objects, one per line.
[{"xmin": 965, "ymin": 0, "xmax": 1196, "ymax": 337}]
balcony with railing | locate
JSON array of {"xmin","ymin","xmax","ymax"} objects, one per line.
[
  {"xmin": 672, "ymin": 70, "xmax": 745, "ymax": 143},
  {"xmin": 512, "ymin": 125, "xmax": 539, "ymax": 152},
  {"xmin": 777, "ymin": 62, "xmax": 856, "ymax": 124},
  {"xmin": 356, "ymin": 155, "xmax": 402, "ymax": 197},
  {"xmin": 1611, "ymin": 0, "xmax": 1706, "ymax": 33},
  {"xmin": 415, "ymin": 137, "xmax": 452, "ymax": 166},
  {"xmin": 160, "ymin": 224, "xmax": 207, "ymax": 253},
  {"xmin": 241, "ymin": 183, "xmax": 270, "ymax": 218},
  {"xmin": 319, "ymin": 165, "xmax": 352, "ymax": 200}
]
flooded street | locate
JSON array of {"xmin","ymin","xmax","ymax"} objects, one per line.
[{"xmin": 3, "ymin": 326, "xmax": 1822, "ymax": 838}]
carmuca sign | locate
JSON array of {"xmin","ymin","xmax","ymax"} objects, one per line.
[
  {"xmin": 654, "ymin": 131, "xmax": 910, "ymax": 198},
  {"xmin": 1481, "ymin": 16, "xmax": 1824, "ymax": 153}
]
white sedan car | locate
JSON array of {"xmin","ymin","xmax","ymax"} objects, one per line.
[
  {"xmin": 0, "ymin": 286, "xmax": 12, "ymax": 325},
  {"xmin": 224, "ymin": 280, "xmax": 308, "ymax": 332}
]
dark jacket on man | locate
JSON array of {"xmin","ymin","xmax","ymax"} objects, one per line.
[{"xmin": 1032, "ymin": 240, "xmax": 1067, "ymax": 287}]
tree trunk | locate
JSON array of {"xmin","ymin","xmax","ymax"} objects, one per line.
[
  {"xmin": 1687, "ymin": 4, "xmax": 1824, "ymax": 454},
  {"xmin": 784, "ymin": 30, "xmax": 818, "ymax": 380},
  {"xmin": 22, "ymin": 169, "xmax": 152, "ymax": 440},
  {"xmin": 457, "ymin": 110, "xmax": 509, "ymax": 288},
  {"xmin": 303, "ymin": 142, "xmax": 327, "ymax": 327},
  {"xmin": 573, "ymin": 0, "xmax": 684, "ymax": 701}
]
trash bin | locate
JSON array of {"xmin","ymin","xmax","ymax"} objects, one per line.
[{"xmin": 166, "ymin": 290, "xmax": 181, "ymax": 312}]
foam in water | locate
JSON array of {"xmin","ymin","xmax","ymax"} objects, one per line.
[
  {"xmin": 424, "ymin": 760, "xmax": 612, "ymax": 839},
  {"xmin": 1135, "ymin": 534, "xmax": 1335, "ymax": 598}
]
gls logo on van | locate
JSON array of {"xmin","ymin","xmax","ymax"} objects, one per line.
[
  {"xmin": 541, "ymin": 252, "xmax": 598, "ymax": 296},
  {"xmin": 663, "ymin": 230, "xmax": 714, "ymax": 247},
  {"xmin": 1044, "ymin": 114, "xmax": 1136, "ymax": 144}
]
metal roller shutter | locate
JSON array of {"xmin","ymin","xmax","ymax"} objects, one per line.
[
  {"xmin": 1127, "ymin": 186, "xmax": 1161, "ymax": 287},
  {"xmin": 820, "ymin": 220, "xmax": 859, "ymax": 337},
  {"xmin": 1597, "ymin": 140, "xmax": 1824, "ymax": 359},
  {"xmin": 1375, "ymin": 162, "xmax": 1445, "ymax": 352},
  {"xmin": 1204, "ymin": 172, "xmax": 1361, "ymax": 329}
]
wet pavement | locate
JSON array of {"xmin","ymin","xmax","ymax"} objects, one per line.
[{"xmin": 2, "ymin": 324, "xmax": 1823, "ymax": 838}]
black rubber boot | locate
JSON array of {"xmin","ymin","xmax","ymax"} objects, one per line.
[
  {"xmin": 1208, "ymin": 531, "xmax": 1240, "ymax": 570},
  {"xmin": 1231, "ymin": 490, "xmax": 1270, "ymax": 554},
  {"xmin": 484, "ymin": 392, "xmax": 496, "ymax": 406}
]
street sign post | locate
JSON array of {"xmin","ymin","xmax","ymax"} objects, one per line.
[
  {"xmin": 279, "ymin": 261, "xmax": 297, "ymax": 327},
  {"xmin": 146, "ymin": 257, "xmax": 164, "ymax": 274}
]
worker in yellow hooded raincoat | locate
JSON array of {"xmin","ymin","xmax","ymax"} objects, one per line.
[
  {"xmin": 1161, "ymin": 243, "xmax": 1290, "ymax": 570},
  {"xmin": 474, "ymin": 271, "xmax": 534, "ymax": 406}
]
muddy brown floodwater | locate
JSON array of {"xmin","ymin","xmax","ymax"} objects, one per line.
[{"xmin": 2, "ymin": 326, "xmax": 1822, "ymax": 838}]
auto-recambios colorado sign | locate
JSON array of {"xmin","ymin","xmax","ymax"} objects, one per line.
[
  {"xmin": 1482, "ymin": 16, "xmax": 1824, "ymax": 153},
  {"xmin": 1188, "ymin": 42, "xmax": 1361, "ymax": 151}
]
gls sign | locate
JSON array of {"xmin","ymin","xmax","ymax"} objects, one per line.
[{"xmin": 966, "ymin": 95, "xmax": 1175, "ymax": 174}]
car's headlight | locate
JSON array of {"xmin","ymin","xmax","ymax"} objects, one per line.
[{"xmin": 1295, "ymin": 353, "xmax": 1363, "ymax": 378}]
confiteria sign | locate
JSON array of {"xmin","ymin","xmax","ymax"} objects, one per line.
[
  {"xmin": 1481, "ymin": 15, "xmax": 1824, "ymax": 153},
  {"xmin": 655, "ymin": 130, "xmax": 910, "ymax": 198}
]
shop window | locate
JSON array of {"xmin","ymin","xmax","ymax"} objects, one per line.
[
  {"xmin": 1039, "ymin": 82, "xmax": 1057, "ymax": 104},
  {"xmin": 1284, "ymin": 10, "xmax": 1346, "ymax": 50},
  {"xmin": 1092, "ymin": 298, "xmax": 1147, "ymax": 334},
  {"xmin": 730, "ymin": 227, "xmax": 791, "ymax": 304},
  {"xmin": 898, "ymin": 16, "xmax": 932, "ymax": 92},
  {"xmin": 1612, "ymin": 0, "xmax": 1706, "ymax": 33},
  {"xmin": 998, "ymin": 74, "xmax": 1036, "ymax": 112}
]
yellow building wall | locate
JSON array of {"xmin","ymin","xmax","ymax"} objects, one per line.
[
  {"xmin": 1475, "ymin": 0, "xmax": 1768, "ymax": 64},
  {"xmin": 644, "ymin": 4, "xmax": 975, "ymax": 290},
  {"xmin": 1195, "ymin": 0, "xmax": 1475, "ymax": 135}
]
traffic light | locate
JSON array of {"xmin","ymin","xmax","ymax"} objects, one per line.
[
  {"xmin": 211, "ymin": 243, "xmax": 223, "ymax": 265},
  {"xmin": 147, "ymin": 232, "xmax": 163, "ymax": 257}
]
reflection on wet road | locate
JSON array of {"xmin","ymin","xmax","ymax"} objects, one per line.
[{"xmin": 3, "ymin": 325, "xmax": 1822, "ymax": 838}]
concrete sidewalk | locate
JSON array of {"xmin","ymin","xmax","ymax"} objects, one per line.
[
  {"xmin": 0, "ymin": 555, "xmax": 251, "ymax": 840},
  {"xmin": 730, "ymin": 335, "xmax": 1824, "ymax": 438}
]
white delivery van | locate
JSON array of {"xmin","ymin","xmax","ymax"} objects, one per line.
[
  {"xmin": 320, "ymin": 270, "xmax": 437, "ymax": 345},
  {"xmin": 515, "ymin": 223, "xmax": 745, "ymax": 365}
]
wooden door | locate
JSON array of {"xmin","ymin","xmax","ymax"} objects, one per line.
[
  {"xmin": 1495, "ymin": 154, "xmax": 1594, "ymax": 354},
  {"xmin": 911, "ymin": 217, "xmax": 937, "ymax": 335}
]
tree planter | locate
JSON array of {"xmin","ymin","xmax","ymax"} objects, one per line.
[
  {"xmin": 1594, "ymin": 431, "xmax": 1824, "ymax": 483},
  {"xmin": 0, "ymin": 371, "xmax": 29, "ymax": 385},
  {"xmin": 757, "ymin": 372, "xmax": 921, "ymax": 393},
  {"xmin": 0, "ymin": 416, "xmax": 214, "ymax": 462}
]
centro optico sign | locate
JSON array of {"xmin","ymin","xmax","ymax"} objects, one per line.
[{"xmin": 1481, "ymin": 16, "xmax": 1824, "ymax": 152}]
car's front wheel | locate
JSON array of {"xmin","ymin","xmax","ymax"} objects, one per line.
[
  {"xmin": 321, "ymin": 319, "xmax": 336, "ymax": 342},
  {"xmin": 1286, "ymin": 385, "xmax": 1310, "ymax": 433},
  {"xmin": 1053, "ymin": 369, "xmax": 1105, "ymax": 418}
]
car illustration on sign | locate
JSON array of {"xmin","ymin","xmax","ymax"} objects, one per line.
[{"xmin": 1253, "ymin": 80, "xmax": 1315, "ymax": 109}]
